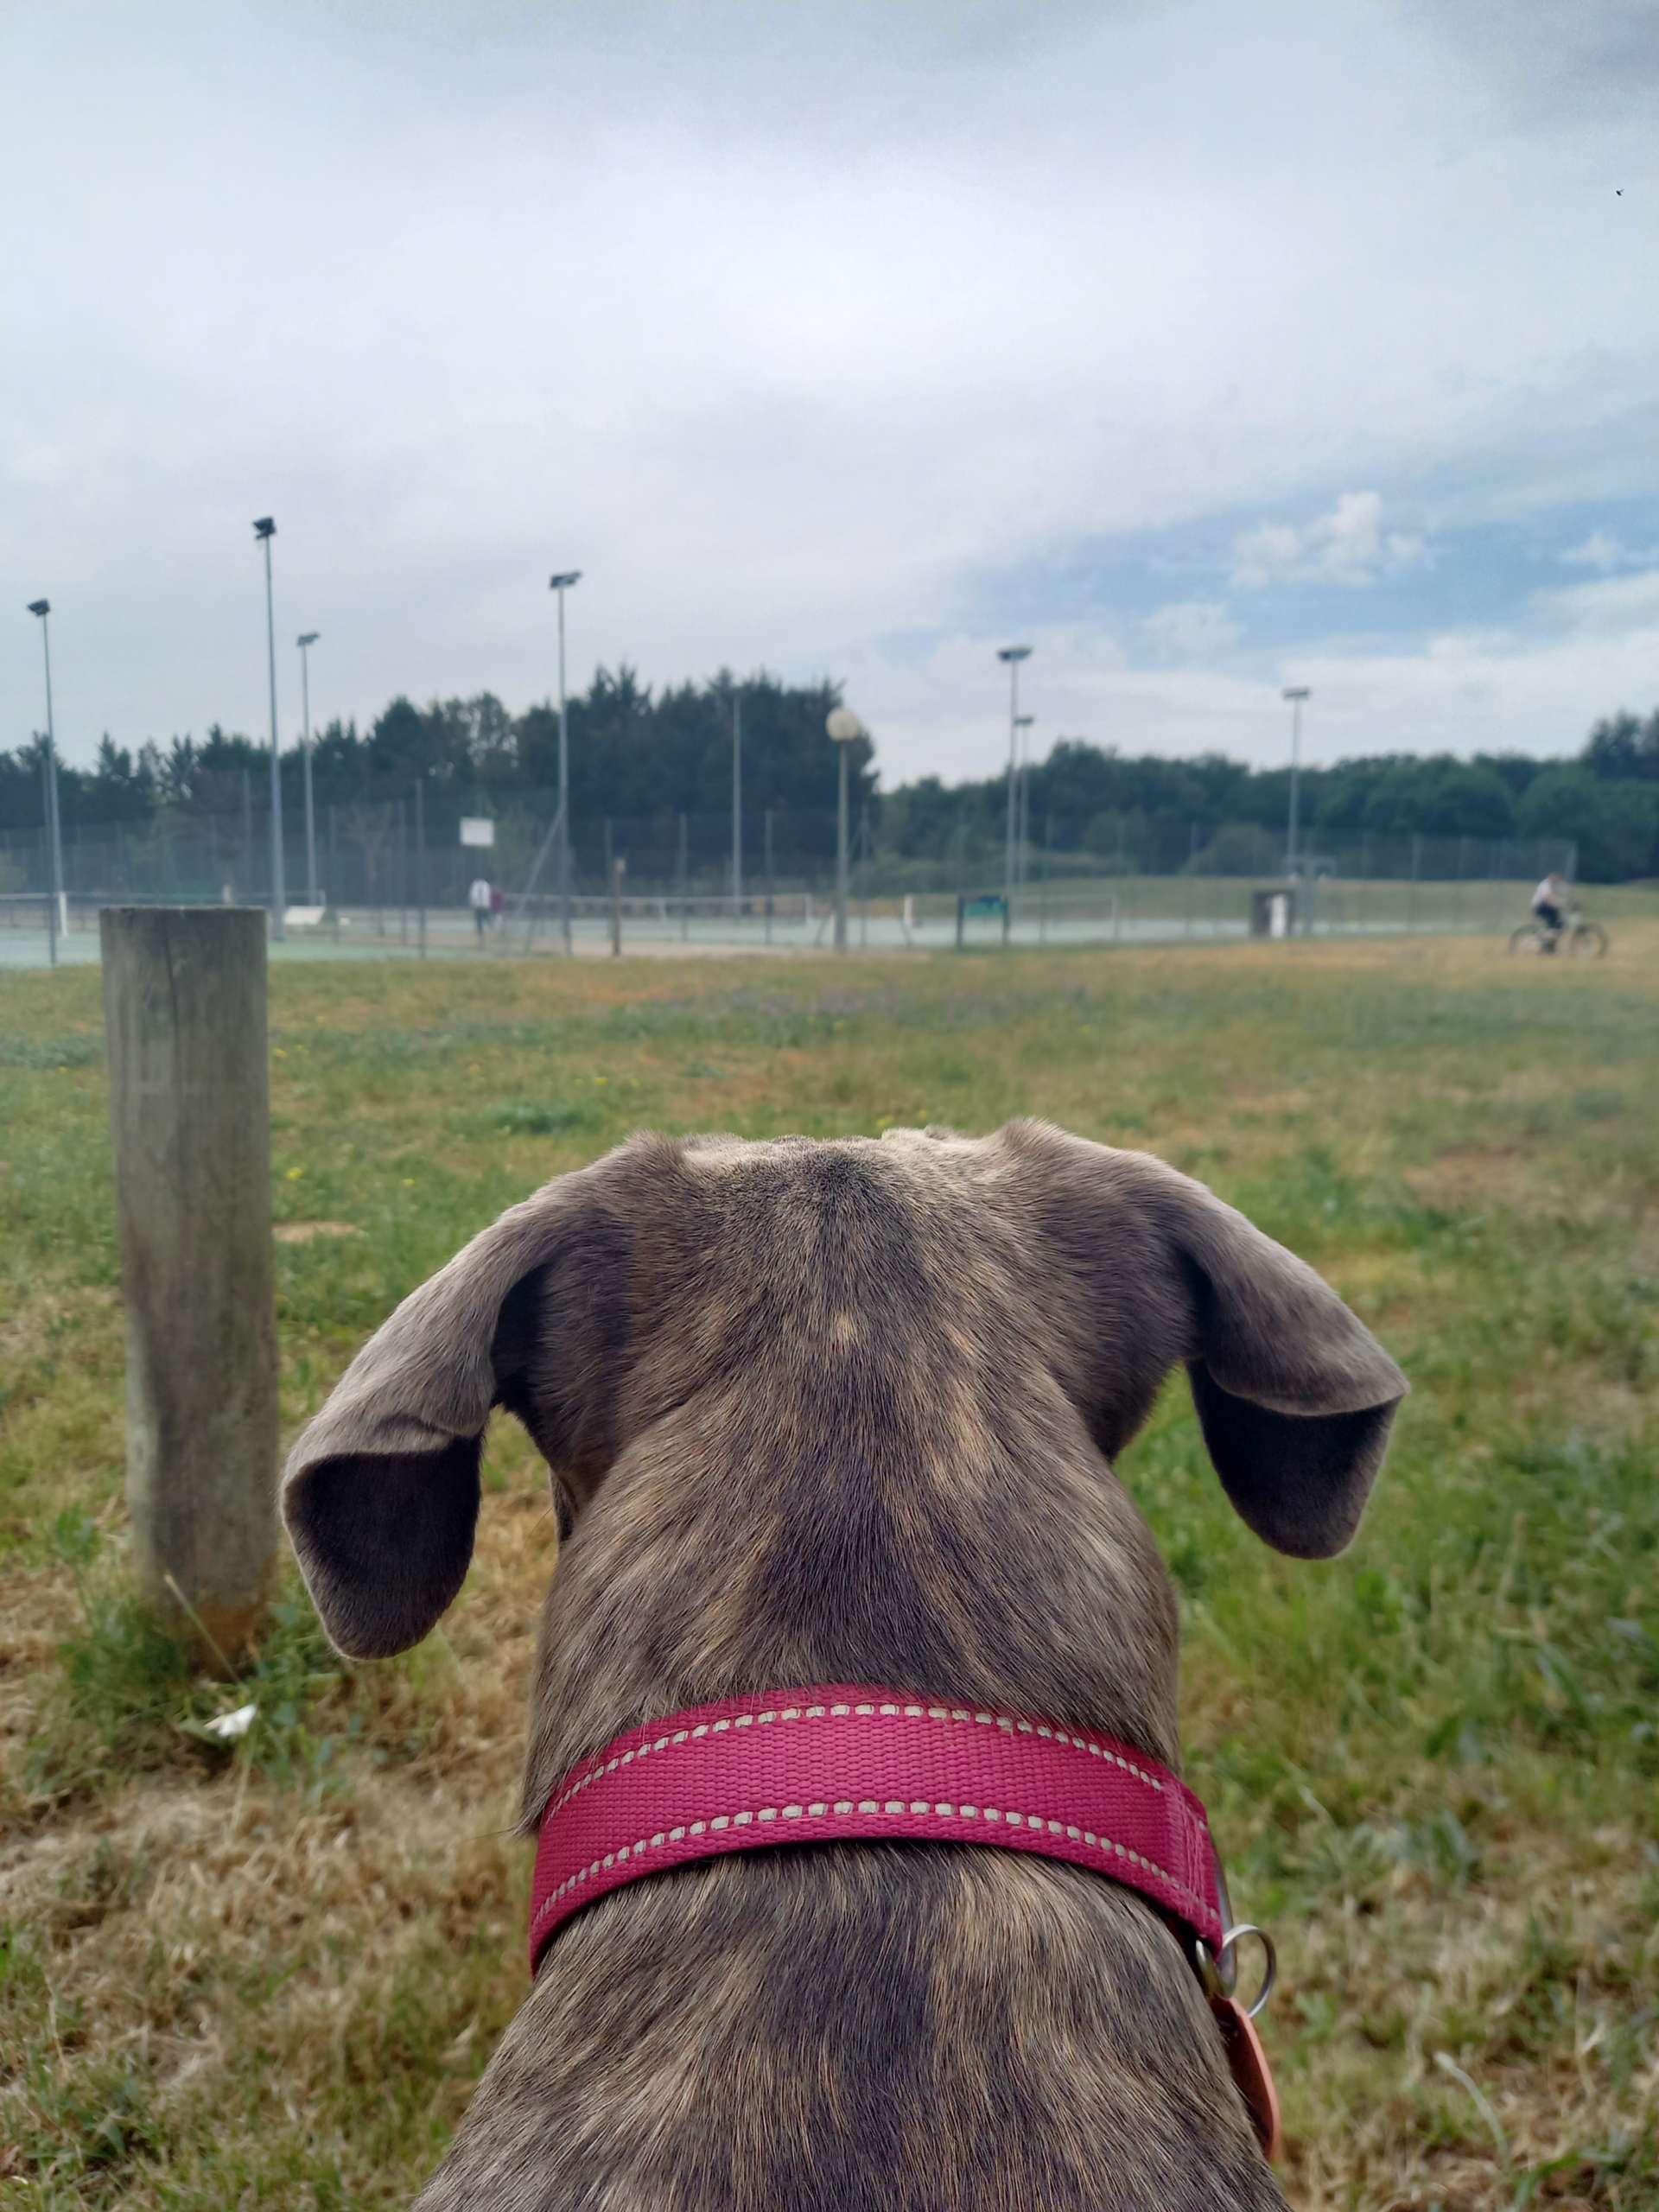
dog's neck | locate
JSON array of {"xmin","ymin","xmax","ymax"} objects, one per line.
[{"xmin": 518, "ymin": 1356, "xmax": 1181, "ymax": 1834}]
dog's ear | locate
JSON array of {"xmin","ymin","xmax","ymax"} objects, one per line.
[
  {"xmin": 1166, "ymin": 1166, "xmax": 1408, "ymax": 1557},
  {"xmin": 282, "ymin": 1168, "xmax": 620, "ymax": 1659},
  {"xmin": 1021, "ymin": 1128, "xmax": 1407, "ymax": 1559}
]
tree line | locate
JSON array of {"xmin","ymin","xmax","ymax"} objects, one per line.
[
  {"xmin": 882, "ymin": 710, "xmax": 1659, "ymax": 882},
  {"xmin": 4, "ymin": 676, "xmax": 1657, "ymax": 880}
]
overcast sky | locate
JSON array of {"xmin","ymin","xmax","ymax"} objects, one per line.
[{"xmin": 5, "ymin": 0, "xmax": 1656, "ymax": 785}]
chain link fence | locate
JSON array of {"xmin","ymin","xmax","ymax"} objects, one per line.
[{"xmin": 0, "ymin": 785, "xmax": 1575, "ymax": 967}]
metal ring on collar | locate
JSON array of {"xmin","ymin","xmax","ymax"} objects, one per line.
[{"xmin": 1217, "ymin": 1923, "xmax": 1277, "ymax": 2018}]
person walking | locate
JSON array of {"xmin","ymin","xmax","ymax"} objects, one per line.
[{"xmin": 468, "ymin": 874, "xmax": 493, "ymax": 944}]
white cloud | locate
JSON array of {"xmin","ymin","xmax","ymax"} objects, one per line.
[
  {"xmin": 1233, "ymin": 493, "xmax": 1430, "ymax": 590},
  {"xmin": 849, "ymin": 597, "xmax": 1659, "ymax": 784},
  {"xmin": 1560, "ymin": 530, "xmax": 1625, "ymax": 571},
  {"xmin": 1141, "ymin": 601, "xmax": 1243, "ymax": 661},
  {"xmin": 1531, "ymin": 567, "xmax": 1659, "ymax": 635},
  {"xmin": 1, "ymin": 0, "xmax": 1656, "ymax": 777}
]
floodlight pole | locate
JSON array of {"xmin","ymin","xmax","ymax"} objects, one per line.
[
  {"xmin": 26, "ymin": 600, "xmax": 66, "ymax": 943},
  {"xmin": 254, "ymin": 520, "xmax": 284, "ymax": 940},
  {"xmin": 836, "ymin": 741, "xmax": 849, "ymax": 952},
  {"xmin": 1282, "ymin": 686, "xmax": 1310, "ymax": 880},
  {"xmin": 999, "ymin": 646, "xmax": 1032, "ymax": 937},
  {"xmin": 732, "ymin": 691, "xmax": 743, "ymax": 918},
  {"xmin": 826, "ymin": 707, "xmax": 865, "ymax": 955},
  {"xmin": 1014, "ymin": 713, "xmax": 1035, "ymax": 896},
  {"xmin": 41, "ymin": 748, "xmax": 58, "ymax": 965},
  {"xmin": 297, "ymin": 632, "xmax": 321, "ymax": 905},
  {"xmin": 550, "ymin": 570, "xmax": 582, "ymax": 954}
]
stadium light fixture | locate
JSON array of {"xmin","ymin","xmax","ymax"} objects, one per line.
[
  {"xmin": 254, "ymin": 518, "xmax": 283, "ymax": 937},
  {"xmin": 549, "ymin": 571, "xmax": 582, "ymax": 953}
]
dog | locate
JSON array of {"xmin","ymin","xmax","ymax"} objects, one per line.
[{"xmin": 283, "ymin": 1121, "xmax": 1407, "ymax": 2210}]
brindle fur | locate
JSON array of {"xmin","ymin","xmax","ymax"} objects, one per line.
[{"xmin": 284, "ymin": 1121, "xmax": 1407, "ymax": 2210}]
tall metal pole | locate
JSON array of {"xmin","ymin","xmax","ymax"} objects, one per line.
[
  {"xmin": 558, "ymin": 585, "xmax": 570, "ymax": 952},
  {"xmin": 26, "ymin": 601, "xmax": 66, "ymax": 936},
  {"xmin": 1014, "ymin": 713, "xmax": 1035, "ymax": 898},
  {"xmin": 1282, "ymin": 685, "xmax": 1310, "ymax": 881},
  {"xmin": 732, "ymin": 691, "xmax": 743, "ymax": 918},
  {"xmin": 254, "ymin": 521, "xmax": 284, "ymax": 940},
  {"xmin": 1013, "ymin": 720, "xmax": 1022, "ymax": 897},
  {"xmin": 836, "ymin": 740, "xmax": 849, "ymax": 954},
  {"xmin": 826, "ymin": 707, "xmax": 864, "ymax": 956},
  {"xmin": 999, "ymin": 645, "xmax": 1032, "ymax": 937},
  {"xmin": 41, "ymin": 747, "xmax": 58, "ymax": 966},
  {"xmin": 1005, "ymin": 664, "xmax": 1019, "ymax": 915},
  {"xmin": 1020, "ymin": 733, "xmax": 1030, "ymax": 887},
  {"xmin": 415, "ymin": 775, "xmax": 427, "ymax": 958},
  {"xmin": 298, "ymin": 632, "xmax": 320, "ymax": 905},
  {"xmin": 550, "ymin": 570, "xmax": 582, "ymax": 956},
  {"xmin": 46, "ymin": 730, "xmax": 64, "ymax": 942}
]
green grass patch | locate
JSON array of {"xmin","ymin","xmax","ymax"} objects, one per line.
[{"xmin": 3, "ymin": 928, "xmax": 1657, "ymax": 2209}]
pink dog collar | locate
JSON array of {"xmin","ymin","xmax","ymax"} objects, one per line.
[{"xmin": 529, "ymin": 1685, "xmax": 1224, "ymax": 1971}]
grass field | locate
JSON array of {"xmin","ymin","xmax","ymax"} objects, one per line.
[{"xmin": 3, "ymin": 927, "xmax": 1657, "ymax": 2209}]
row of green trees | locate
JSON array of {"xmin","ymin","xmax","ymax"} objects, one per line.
[
  {"xmin": 0, "ymin": 671, "xmax": 873, "ymax": 835},
  {"xmin": 4, "ymin": 682, "xmax": 1658, "ymax": 880},
  {"xmin": 884, "ymin": 717, "xmax": 1659, "ymax": 881}
]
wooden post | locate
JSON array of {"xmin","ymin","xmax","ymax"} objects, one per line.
[{"xmin": 99, "ymin": 907, "xmax": 278, "ymax": 1665}]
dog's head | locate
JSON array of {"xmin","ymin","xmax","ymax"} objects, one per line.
[{"xmin": 283, "ymin": 1122, "xmax": 1407, "ymax": 1683}]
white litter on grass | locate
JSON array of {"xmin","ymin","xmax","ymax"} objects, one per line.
[{"xmin": 203, "ymin": 1702, "xmax": 257, "ymax": 1741}]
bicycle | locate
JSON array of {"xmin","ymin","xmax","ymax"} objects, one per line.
[{"xmin": 1508, "ymin": 902, "xmax": 1608, "ymax": 958}]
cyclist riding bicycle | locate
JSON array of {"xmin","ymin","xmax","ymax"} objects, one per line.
[
  {"xmin": 1530, "ymin": 870, "xmax": 1568, "ymax": 937},
  {"xmin": 1510, "ymin": 872, "xmax": 1605, "ymax": 957}
]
